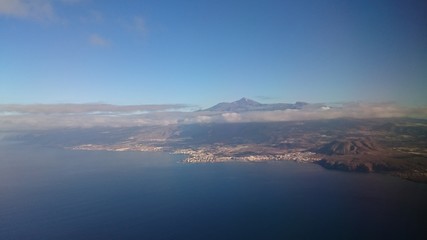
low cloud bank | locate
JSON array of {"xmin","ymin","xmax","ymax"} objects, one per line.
[
  {"xmin": 1, "ymin": 102, "xmax": 426, "ymax": 130},
  {"xmin": 0, "ymin": 103, "xmax": 189, "ymax": 114},
  {"xmin": 180, "ymin": 104, "xmax": 427, "ymax": 124}
]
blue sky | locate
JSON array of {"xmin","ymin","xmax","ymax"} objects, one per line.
[{"xmin": 1, "ymin": 0, "xmax": 426, "ymax": 108}]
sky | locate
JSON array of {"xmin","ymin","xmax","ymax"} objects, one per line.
[{"xmin": 1, "ymin": 0, "xmax": 426, "ymax": 108}]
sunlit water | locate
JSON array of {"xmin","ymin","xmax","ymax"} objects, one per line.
[{"xmin": 0, "ymin": 143, "xmax": 426, "ymax": 239}]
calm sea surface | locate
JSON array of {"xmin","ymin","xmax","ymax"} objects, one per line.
[{"xmin": 0, "ymin": 143, "xmax": 426, "ymax": 240}]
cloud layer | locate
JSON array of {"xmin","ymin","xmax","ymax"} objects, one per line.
[
  {"xmin": 1, "ymin": 102, "xmax": 426, "ymax": 130},
  {"xmin": 0, "ymin": 103, "xmax": 189, "ymax": 114}
]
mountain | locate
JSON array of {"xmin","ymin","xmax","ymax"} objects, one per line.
[
  {"xmin": 203, "ymin": 97, "xmax": 308, "ymax": 112},
  {"xmin": 316, "ymin": 138, "xmax": 379, "ymax": 156}
]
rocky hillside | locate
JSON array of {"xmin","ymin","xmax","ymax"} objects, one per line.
[{"xmin": 316, "ymin": 138, "xmax": 378, "ymax": 155}]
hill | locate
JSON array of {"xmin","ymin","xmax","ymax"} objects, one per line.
[{"xmin": 316, "ymin": 138, "xmax": 379, "ymax": 155}]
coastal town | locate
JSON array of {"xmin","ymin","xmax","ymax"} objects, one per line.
[
  {"xmin": 174, "ymin": 146, "xmax": 321, "ymax": 163},
  {"xmin": 71, "ymin": 143, "xmax": 321, "ymax": 164},
  {"xmin": 59, "ymin": 117, "xmax": 427, "ymax": 183},
  {"xmin": 70, "ymin": 143, "xmax": 163, "ymax": 152}
]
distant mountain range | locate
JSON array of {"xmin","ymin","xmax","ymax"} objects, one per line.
[{"xmin": 203, "ymin": 97, "xmax": 309, "ymax": 112}]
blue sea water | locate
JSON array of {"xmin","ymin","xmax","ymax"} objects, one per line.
[{"xmin": 0, "ymin": 143, "xmax": 426, "ymax": 240}]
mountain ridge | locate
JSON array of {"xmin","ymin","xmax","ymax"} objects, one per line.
[
  {"xmin": 316, "ymin": 138, "xmax": 379, "ymax": 155},
  {"xmin": 203, "ymin": 97, "xmax": 309, "ymax": 112}
]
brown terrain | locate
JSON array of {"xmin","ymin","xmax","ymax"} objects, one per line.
[
  {"xmin": 316, "ymin": 138, "xmax": 427, "ymax": 182},
  {"xmin": 8, "ymin": 118, "xmax": 427, "ymax": 183}
]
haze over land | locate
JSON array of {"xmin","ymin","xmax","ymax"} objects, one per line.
[{"xmin": 2, "ymin": 98, "xmax": 427, "ymax": 183}]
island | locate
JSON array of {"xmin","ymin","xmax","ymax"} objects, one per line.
[{"xmin": 44, "ymin": 117, "xmax": 426, "ymax": 183}]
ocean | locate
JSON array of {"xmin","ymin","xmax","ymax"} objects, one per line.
[{"xmin": 0, "ymin": 143, "xmax": 426, "ymax": 239}]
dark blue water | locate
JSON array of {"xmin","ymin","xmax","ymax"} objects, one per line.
[{"xmin": 0, "ymin": 143, "xmax": 426, "ymax": 240}]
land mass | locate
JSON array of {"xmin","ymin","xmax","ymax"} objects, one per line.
[{"xmin": 10, "ymin": 117, "xmax": 427, "ymax": 183}]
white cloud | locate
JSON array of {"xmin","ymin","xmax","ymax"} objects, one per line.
[
  {"xmin": 132, "ymin": 16, "xmax": 146, "ymax": 33},
  {"xmin": 0, "ymin": 102, "xmax": 426, "ymax": 130},
  {"xmin": 183, "ymin": 103, "xmax": 427, "ymax": 124},
  {"xmin": 221, "ymin": 112, "xmax": 242, "ymax": 122},
  {"xmin": 188, "ymin": 115, "xmax": 213, "ymax": 123},
  {"xmin": 0, "ymin": 103, "xmax": 189, "ymax": 114},
  {"xmin": 0, "ymin": 104, "xmax": 189, "ymax": 130},
  {"xmin": 89, "ymin": 33, "xmax": 110, "ymax": 46},
  {"xmin": 0, "ymin": 0, "xmax": 54, "ymax": 20},
  {"xmin": 123, "ymin": 16, "xmax": 148, "ymax": 36}
]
